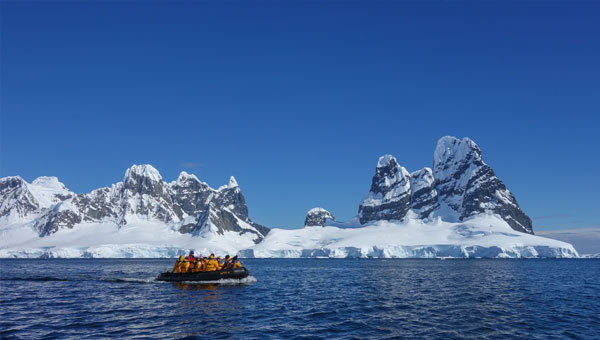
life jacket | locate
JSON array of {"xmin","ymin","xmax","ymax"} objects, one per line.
[
  {"xmin": 222, "ymin": 259, "xmax": 232, "ymax": 269},
  {"xmin": 233, "ymin": 260, "xmax": 242, "ymax": 268},
  {"xmin": 187, "ymin": 255, "xmax": 195, "ymax": 262},
  {"xmin": 181, "ymin": 260, "xmax": 190, "ymax": 273},
  {"xmin": 204, "ymin": 258, "xmax": 219, "ymax": 271}
]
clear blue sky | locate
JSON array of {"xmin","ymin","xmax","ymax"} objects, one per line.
[{"xmin": 1, "ymin": 1, "xmax": 599, "ymax": 231}]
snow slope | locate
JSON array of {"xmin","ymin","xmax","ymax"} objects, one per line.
[
  {"xmin": 0, "ymin": 137, "xmax": 582, "ymax": 259},
  {"xmin": 0, "ymin": 213, "xmax": 577, "ymax": 259},
  {"xmin": 244, "ymin": 215, "xmax": 578, "ymax": 259},
  {"xmin": 0, "ymin": 217, "xmax": 259, "ymax": 258}
]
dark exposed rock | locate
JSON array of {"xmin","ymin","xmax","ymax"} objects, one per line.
[
  {"xmin": 35, "ymin": 206, "xmax": 83, "ymax": 236},
  {"xmin": 0, "ymin": 176, "xmax": 73, "ymax": 220},
  {"xmin": 409, "ymin": 168, "xmax": 439, "ymax": 219},
  {"xmin": 357, "ymin": 137, "xmax": 533, "ymax": 234},
  {"xmin": 2, "ymin": 165, "xmax": 269, "ymax": 239},
  {"xmin": 433, "ymin": 136, "xmax": 533, "ymax": 234},
  {"xmin": 193, "ymin": 204, "xmax": 268, "ymax": 244},
  {"xmin": 0, "ymin": 177, "xmax": 39, "ymax": 219},
  {"xmin": 304, "ymin": 208, "xmax": 335, "ymax": 227},
  {"xmin": 170, "ymin": 172, "xmax": 213, "ymax": 219},
  {"xmin": 358, "ymin": 155, "xmax": 411, "ymax": 224}
]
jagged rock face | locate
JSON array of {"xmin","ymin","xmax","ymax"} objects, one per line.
[
  {"xmin": 170, "ymin": 172, "xmax": 213, "ymax": 219},
  {"xmin": 357, "ymin": 137, "xmax": 533, "ymax": 234},
  {"xmin": 75, "ymin": 185, "xmax": 122, "ymax": 222},
  {"xmin": 121, "ymin": 165, "xmax": 178, "ymax": 224},
  {"xmin": 1, "ymin": 165, "xmax": 270, "ymax": 240},
  {"xmin": 212, "ymin": 177, "xmax": 249, "ymax": 221},
  {"xmin": 0, "ymin": 176, "xmax": 73, "ymax": 221},
  {"xmin": 433, "ymin": 136, "xmax": 533, "ymax": 234},
  {"xmin": 409, "ymin": 168, "xmax": 438, "ymax": 219},
  {"xmin": 35, "ymin": 206, "xmax": 83, "ymax": 236},
  {"xmin": 304, "ymin": 208, "xmax": 335, "ymax": 227},
  {"xmin": 0, "ymin": 177, "xmax": 39, "ymax": 219},
  {"xmin": 193, "ymin": 205, "xmax": 268, "ymax": 244},
  {"xmin": 186, "ymin": 176, "xmax": 269, "ymax": 243},
  {"xmin": 358, "ymin": 155, "xmax": 411, "ymax": 224}
]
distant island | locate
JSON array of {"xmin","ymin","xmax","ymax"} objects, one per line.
[{"xmin": 0, "ymin": 136, "xmax": 577, "ymax": 258}]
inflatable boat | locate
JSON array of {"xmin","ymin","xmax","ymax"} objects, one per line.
[{"xmin": 156, "ymin": 267, "xmax": 249, "ymax": 282}]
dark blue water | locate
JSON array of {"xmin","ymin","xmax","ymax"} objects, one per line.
[{"xmin": 1, "ymin": 259, "xmax": 599, "ymax": 339}]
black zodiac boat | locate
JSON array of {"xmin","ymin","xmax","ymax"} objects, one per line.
[{"xmin": 156, "ymin": 267, "xmax": 249, "ymax": 282}]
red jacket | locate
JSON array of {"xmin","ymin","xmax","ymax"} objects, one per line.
[{"xmin": 187, "ymin": 255, "xmax": 195, "ymax": 262}]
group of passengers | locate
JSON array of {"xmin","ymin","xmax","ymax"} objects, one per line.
[{"xmin": 171, "ymin": 251, "xmax": 242, "ymax": 274}]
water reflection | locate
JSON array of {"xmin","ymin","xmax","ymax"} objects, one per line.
[{"xmin": 173, "ymin": 283, "xmax": 219, "ymax": 291}]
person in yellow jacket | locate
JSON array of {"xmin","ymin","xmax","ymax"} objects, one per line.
[
  {"xmin": 181, "ymin": 258, "xmax": 190, "ymax": 273},
  {"xmin": 232, "ymin": 256, "xmax": 242, "ymax": 268},
  {"xmin": 200, "ymin": 257, "xmax": 208, "ymax": 272},
  {"xmin": 216, "ymin": 256, "xmax": 224, "ymax": 270},
  {"xmin": 204, "ymin": 253, "xmax": 220, "ymax": 272},
  {"xmin": 171, "ymin": 255, "xmax": 185, "ymax": 273},
  {"xmin": 189, "ymin": 259, "xmax": 198, "ymax": 273}
]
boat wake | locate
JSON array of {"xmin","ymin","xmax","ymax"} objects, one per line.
[
  {"xmin": 1, "ymin": 275, "xmax": 257, "ymax": 285},
  {"xmin": 178, "ymin": 275, "xmax": 257, "ymax": 285}
]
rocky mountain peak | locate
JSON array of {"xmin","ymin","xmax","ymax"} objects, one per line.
[
  {"xmin": 122, "ymin": 164, "xmax": 168, "ymax": 198},
  {"xmin": 31, "ymin": 176, "xmax": 69, "ymax": 192},
  {"xmin": 176, "ymin": 171, "xmax": 200, "ymax": 184},
  {"xmin": 228, "ymin": 176, "xmax": 239, "ymax": 189},
  {"xmin": 356, "ymin": 136, "xmax": 533, "ymax": 234},
  {"xmin": 432, "ymin": 136, "xmax": 533, "ymax": 234},
  {"xmin": 369, "ymin": 155, "xmax": 410, "ymax": 194},
  {"xmin": 358, "ymin": 155, "xmax": 412, "ymax": 224},
  {"xmin": 124, "ymin": 164, "xmax": 162, "ymax": 184},
  {"xmin": 304, "ymin": 207, "xmax": 335, "ymax": 227},
  {"xmin": 0, "ymin": 176, "xmax": 74, "ymax": 222},
  {"xmin": 0, "ymin": 176, "xmax": 25, "ymax": 189},
  {"xmin": 434, "ymin": 136, "xmax": 482, "ymax": 168},
  {"xmin": 0, "ymin": 165, "xmax": 270, "ymax": 241}
]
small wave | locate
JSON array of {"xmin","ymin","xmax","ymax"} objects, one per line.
[
  {"xmin": 179, "ymin": 275, "xmax": 258, "ymax": 285},
  {"xmin": 1, "ymin": 276, "xmax": 159, "ymax": 284},
  {"xmin": 0, "ymin": 276, "xmax": 70, "ymax": 282},
  {"xmin": 103, "ymin": 277, "xmax": 158, "ymax": 284}
]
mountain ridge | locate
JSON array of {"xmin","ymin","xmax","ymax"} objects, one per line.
[
  {"xmin": 0, "ymin": 165, "xmax": 269, "ymax": 244},
  {"xmin": 0, "ymin": 136, "xmax": 577, "ymax": 258},
  {"xmin": 356, "ymin": 136, "xmax": 533, "ymax": 234}
]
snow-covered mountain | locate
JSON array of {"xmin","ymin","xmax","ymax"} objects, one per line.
[
  {"xmin": 358, "ymin": 136, "xmax": 533, "ymax": 234},
  {"xmin": 0, "ymin": 165, "xmax": 269, "ymax": 257},
  {"xmin": 0, "ymin": 176, "xmax": 74, "ymax": 224},
  {"xmin": 433, "ymin": 137, "xmax": 532, "ymax": 234},
  {"xmin": 0, "ymin": 136, "xmax": 579, "ymax": 258},
  {"xmin": 304, "ymin": 208, "xmax": 335, "ymax": 227}
]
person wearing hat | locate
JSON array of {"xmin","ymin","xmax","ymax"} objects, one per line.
[
  {"xmin": 187, "ymin": 250, "xmax": 195, "ymax": 262},
  {"xmin": 222, "ymin": 255, "xmax": 232, "ymax": 269},
  {"xmin": 232, "ymin": 256, "xmax": 242, "ymax": 268},
  {"xmin": 171, "ymin": 255, "xmax": 190, "ymax": 273},
  {"xmin": 171, "ymin": 255, "xmax": 185, "ymax": 273},
  {"xmin": 191, "ymin": 257, "xmax": 203, "ymax": 273}
]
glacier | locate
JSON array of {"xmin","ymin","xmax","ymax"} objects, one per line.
[
  {"xmin": 244, "ymin": 215, "xmax": 578, "ymax": 259},
  {"xmin": 0, "ymin": 214, "xmax": 578, "ymax": 259}
]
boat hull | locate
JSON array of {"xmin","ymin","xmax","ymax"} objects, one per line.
[{"xmin": 156, "ymin": 267, "xmax": 249, "ymax": 282}]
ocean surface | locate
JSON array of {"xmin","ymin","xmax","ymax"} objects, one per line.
[{"xmin": 1, "ymin": 259, "xmax": 599, "ymax": 339}]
